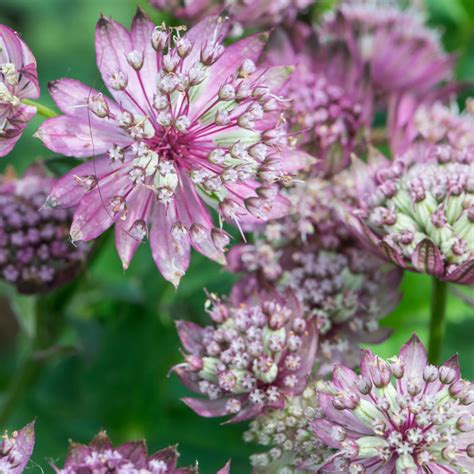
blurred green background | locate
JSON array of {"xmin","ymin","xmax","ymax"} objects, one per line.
[{"xmin": 0, "ymin": 0, "xmax": 473, "ymax": 472}]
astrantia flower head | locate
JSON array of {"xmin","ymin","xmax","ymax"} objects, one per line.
[
  {"xmin": 263, "ymin": 24, "xmax": 373, "ymax": 175},
  {"xmin": 0, "ymin": 25, "xmax": 39, "ymax": 157},
  {"xmin": 37, "ymin": 10, "xmax": 312, "ymax": 287},
  {"xmin": 0, "ymin": 421, "xmax": 35, "ymax": 474},
  {"xmin": 150, "ymin": 0, "xmax": 313, "ymax": 30},
  {"xmin": 345, "ymin": 145, "xmax": 474, "ymax": 284},
  {"xmin": 228, "ymin": 178, "xmax": 402, "ymax": 373},
  {"xmin": 0, "ymin": 168, "xmax": 89, "ymax": 293},
  {"xmin": 321, "ymin": 0, "xmax": 454, "ymax": 99},
  {"xmin": 174, "ymin": 291, "xmax": 319, "ymax": 423},
  {"xmin": 244, "ymin": 380, "xmax": 333, "ymax": 472},
  {"xmin": 313, "ymin": 334, "xmax": 474, "ymax": 473},
  {"xmin": 54, "ymin": 431, "xmax": 197, "ymax": 473}
]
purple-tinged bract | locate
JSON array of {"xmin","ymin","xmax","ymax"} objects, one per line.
[
  {"xmin": 0, "ymin": 168, "xmax": 89, "ymax": 293},
  {"xmin": 313, "ymin": 334, "xmax": 474, "ymax": 473},
  {"xmin": 344, "ymin": 144, "xmax": 474, "ymax": 284},
  {"xmin": 0, "ymin": 421, "xmax": 35, "ymax": 474},
  {"xmin": 54, "ymin": 431, "xmax": 197, "ymax": 473},
  {"xmin": 36, "ymin": 11, "xmax": 312, "ymax": 287},
  {"xmin": 0, "ymin": 25, "xmax": 40, "ymax": 157},
  {"xmin": 174, "ymin": 291, "xmax": 319, "ymax": 423}
]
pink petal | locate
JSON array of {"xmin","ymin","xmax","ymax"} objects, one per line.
[
  {"xmin": 379, "ymin": 240, "xmax": 408, "ymax": 269},
  {"xmin": 226, "ymin": 403, "xmax": 262, "ymax": 423},
  {"xmin": 217, "ymin": 461, "xmax": 231, "ymax": 474},
  {"xmin": 446, "ymin": 258, "xmax": 474, "ymax": 285},
  {"xmin": 117, "ymin": 441, "xmax": 147, "ymax": 468},
  {"xmin": 311, "ymin": 419, "xmax": 345, "ymax": 449},
  {"xmin": 411, "ymin": 239, "xmax": 444, "ymax": 277},
  {"xmin": 399, "ymin": 333, "xmax": 427, "ymax": 394},
  {"xmin": 175, "ymin": 320, "xmax": 205, "ymax": 353},
  {"xmin": 0, "ymin": 105, "xmax": 36, "ymax": 157},
  {"xmin": 181, "ymin": 397, "xmax": 229, "ymax": 418},
  {"xmin": 332, "ymin": 364, "xmax": 359, "ymax": 392},
  {"xmin": 13, "ymin": 421, "xmax": 35, "ymax": 474},
  {"xmin": 150, "ymin": 202, "xmax": 191, "ymax": 288},
  {"xmin": 149, "ymin": 446, "xmax": 179, "ymax": 470},
  {"xmin": 36, "ymin": 115, "xmax": 130, "ymax": 158}
]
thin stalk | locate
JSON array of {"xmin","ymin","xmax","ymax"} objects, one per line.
[
  {"xmin": 427, "ymin": 277, "xmax": 448, "ymax": 364},
  {"xmin": 22, "ymin": 98, "xmax": 58, "ymax": 118}
]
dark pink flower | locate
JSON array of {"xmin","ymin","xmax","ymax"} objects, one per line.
[
  {"xmin": 342, "ymin": 144, "xmax": 474, "ymax": 285},
  {"xmin": 36, "ymin": 11, "xmax": 312, "ymax": 287},
  {"xmin": 174, "ymin": 291, "xmax": 319, "ymax": 422},
  {"xmin": 313, "ymin": 334, "xmax": 474, "ymax": 473},
  {"xmin": 54, "ymin": 431, "xmax": 197, "ymax": 473},
  {"xmin": 0, "ymin": 421, "xmax": 35, "ymax": 474},
  {"xmin": 150, "ymin": 0, "xmax": 313, "ymax": 29},
  {"xmin": 263, "ymin": 24, "xmax": 373, "ymax": 175},
  {"xmin": 321, "ymin": 0, "xmax": 454, "ymax": 100},
  {"xmin": 0, "ymin": 25, "xmax": 40, "ymax": 157},
  {"xmin": 0, "ymin": 168, "xmax": 89, "ymax": 293}
]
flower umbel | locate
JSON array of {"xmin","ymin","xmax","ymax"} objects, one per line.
[
  {"xmin": 37, "ymin": 11, "xmax": 311, "ymax": 287},
  {"xmin": 0, "ymin": 421, "xmax": 35, "ymax": 474},
  {"xmin": 54, "ymin": 431, "xmax": 197, "ymax": 473},
  {"xmin": 174, "ymin": 291, "xmax": 319, "ymax": 422},
  {"xmin": 0, "ymin": 168, "xmax": 89, "ymax": 293},
  {"xmin": 0, "ymin": 25, "xmax": 40, "ymax": 157},
  {"xmin": 313, "ymin": 334, "xmax": 474, "ymax": 473}
]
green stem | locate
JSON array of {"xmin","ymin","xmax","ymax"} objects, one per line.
[
  {"xmin": 428, "ymin": 278, "xmax": 448, "ymax": 364},
  {"xmin": 22, "ymin": 98, "xmax": 58, "ymax": 118}
]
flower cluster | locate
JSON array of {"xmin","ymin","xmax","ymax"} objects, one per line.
[
  {"xmin": 0, "ymin": 169, "xmax": 89, "ymax": 293},
  {"xmin": 36, "ymin": 10, "xmax": 312, "ymax": 287},
  {"xmin": 174, "ymin": 292, "xmax": 319, "ymax": 422},
  {"xmin": 0, "ymin": 25, "xmax": 39, "ymax": 156},
  {"xmin": 314, "ymin": 335, "xmax": 474, "ymax": 473},
  {"xmin": 150, "ymin": 0, "xmax": 313, "ymax": 30},
  {"xmin": 345, "ymin": 145, "xmax": 474, "ymax": 284},
  {"xmin": 0, "ymin": 422, "xmax": 35, "ymax": 474},
  {"xmin": 228, "ymin": 178, "xmax": 402, "ymax": 373}
]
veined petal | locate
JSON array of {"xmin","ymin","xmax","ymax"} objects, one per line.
[
  {"xmin": 399, "ymin": 333, "xmax": 427, "ymax": 393},
  {"xmin": 181, "ymin": 397, "xmax": 229, "ymax": 418},
  {"xmin": 175, "ymin": 320, "xmax": 205, "ymax": 354}
]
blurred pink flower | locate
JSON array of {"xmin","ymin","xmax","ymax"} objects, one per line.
[
  {"xmin": 0, "ymin": 421, "xmax": 35, "ymax": 474},
  {"xmin": 174, "ymin": 291, "xmax": 319, "ymax": 422},
  {"xmin": 0, "ymin": 25, "xmax": 39, "ymax": 157},
  {"xmin": 36, "ymin": 10, "xmax": 312, "ymax": 287},
  {"xmin": 313, "ymin": 334, "xmax": 474, "ymax": 473}
]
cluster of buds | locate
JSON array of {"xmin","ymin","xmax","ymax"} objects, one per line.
[
  {"xmin": 53, "ymin": 431, "xmax": 200, "ymax": 473},
  {"xmin": 313, "ymin": 335, "xmax": 474, "ymax": 473},
  {"xmin": 37, "ymin": 11, "xmax": 313, "ymax": 286},
  {"xmin": 150, "ymin": 0, "xmax": 313, "ymax": 30},
  {"xmin": 228, "ymin": 178, "xmax": 402, "ymax": 373},
  {"xmin": 320, "ymin": 0, "xmax": 453, "ymax": 97},
  {"xmin": 174, "ymin": 292, "xmax": 319, "ymax": 422},
  {"xmin": 0, "ymin": 422, "xmax": 35, "ymax": 473},
  {"xmin": 346, "ymin": 145, "xmax": 474, "ymax": 284},
  {"xmin": 0, "ymin": 170, "xmax": 89, "ymax": 293},
  {"xmin": 244, "ymin": 381, "xmax": 333, "ymax": 473},
  {"xmin": 0, "ymin": 25, "xmax": 40, "ymax": 156}
]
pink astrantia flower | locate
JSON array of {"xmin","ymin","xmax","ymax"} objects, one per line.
[
  {"xmin": 263, "ymin": 24, "xmax": 373, "ymax": 175},
  {"xmin": 313, "ymin": 334, "xmax": 474, "ymax": 473},
  {"xmin": 320, "ymin": 0, "xmax": 454, "ymax": 100},
  {"xmin": 228, "ymin": 178, "xmax": 402, "ymax": 374},
  {"xmin": 173, "ymin": 291, "xmax": 319, "ymax": 422},
  {"xmin": 0, "ymin": 25, "xmax": 39, "ymax": 157},
  {"xmin": 36, "ymin": 10, "xmax": 312, "ymax": 287},
  {"xmin": 342, "ymin": 145, "xmax": 474, "ymax": 285},
  {"xmin": 0, "ymin": 421, "xmax": 35, "ymax": 473},
  {"xmin": 150, "ymin": 0, "xmax": 313, "ymax": 30},
  {"xmin": 54, "ymin": 431, "xmax": 197, "ymax": 473},
  {"xmin": 0, "ymin": 167, "xmax": 89, "ymax": 294}
]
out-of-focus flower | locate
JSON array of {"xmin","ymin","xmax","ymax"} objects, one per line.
[
  {"xmin": 320, "ymin": 0, "xmax": 454, "ymax": 100},
  {"xmin": 0, "ymin": 168, "xmax": 89, "ymax": 294},
  {"xmin": 173, "ymin": 291, "xmax": 319, "ymax": 422},
  {"xmin": 0, "ymin": 421, "xmax": 35, "ymax": 474},
  {"xmin": 263, "ymin": 24, "xmax": 373, "ymax": 175},
  {"xmin": 313, "ymin": 334, "xmax": 474, "ymax": 473},
  {"xmin": 150, "ymin": 0, "xmax": 313, "ymax": 30},
  {"xmin": 344, "ymin": 145, "xmax": 474, "ymax": 284},
  {"xmin": 228, "ymin": 178, "xmax": 402, "ymax": 373},
  {"xmin": 244, "ymin": 380, "xmax": 333, "ymax": 472},
  {"xmin": 0, "ymin": 25, "xmax": 40, "ymax": 157},
  {"xmin": 54, "ymin": 431, "xmax": 197, "ymax": 473},
  {"xmin": 36, "ymin": 10, "xmax": 312, "ymax": 287}
]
